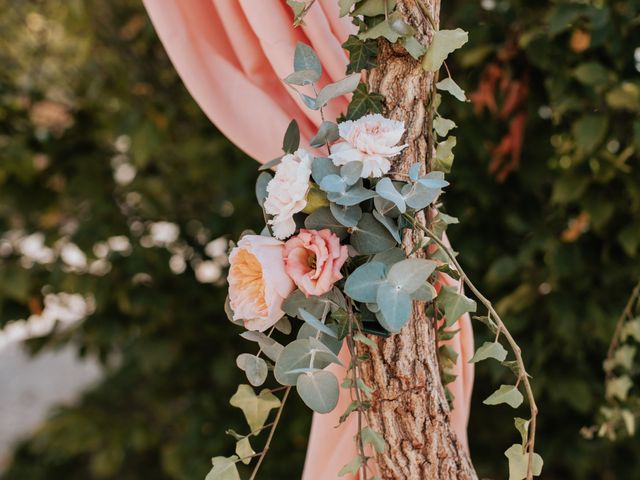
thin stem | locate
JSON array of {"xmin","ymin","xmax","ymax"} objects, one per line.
[
  {"xmin": 248, "ymin": 386, "xmax": 292, "ymax": 480},
  {"xmin": 405, "ymin": 214, "xmax": 539, "ymax": 480},
  {"xmin": 605, "ymin": 280, "xmax": 640, "ymax": 377}
]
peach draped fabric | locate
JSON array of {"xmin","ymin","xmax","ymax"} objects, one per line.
[{"xmin": 143, "ymin": 1, "xmax": 474, "ymax": 478}]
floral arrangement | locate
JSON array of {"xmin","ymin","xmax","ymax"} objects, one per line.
[{"xmin": 206, "ymin": 2, "xmax": 542, "ymax": 480}]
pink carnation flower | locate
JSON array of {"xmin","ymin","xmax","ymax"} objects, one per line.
[
  {"xmin": 329, "ymin": 113, "xmax": 407, "ymax": 178},
  {"xmin": 284, "ymin": 229, "xmax": 348, "ymax": 297}
]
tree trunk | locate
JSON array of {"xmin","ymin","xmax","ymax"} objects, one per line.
[{"xmin": 358, "ymin": 1, "xmax": 477, "ymax": 479}]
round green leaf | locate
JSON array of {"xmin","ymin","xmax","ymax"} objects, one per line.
[{"xmin": 296, "ymin": 370, "xmax": 339, "ymax": 413}]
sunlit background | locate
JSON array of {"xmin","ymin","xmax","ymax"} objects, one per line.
[{"xmin": 1, "ymin": 0, "xmax": 640, "ymax": 479}]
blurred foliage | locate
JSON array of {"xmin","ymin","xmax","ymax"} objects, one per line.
[{"xmin": 0, "ymin": 0, "xmax": 639, "ymax": 479}]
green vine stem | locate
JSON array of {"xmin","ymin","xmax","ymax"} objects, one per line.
[
  {"xmin": 404, "ymin": 214, "xmax": 539, "ymax": 480},
  {"xmin": 605, "ymin": 281, "xmax": 640, "ymax": 381},
  {"xmin": 248, "ymin": 386, "xmax": 292, "ymax": 480}
]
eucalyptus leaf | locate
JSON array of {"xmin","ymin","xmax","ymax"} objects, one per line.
[
  {"xmin": 239, "ymin": 332, "xmax": 284, "ymax": 362},
  {"xmin": 329, "ymin": 183, "xmax": 377, "ymax": 206},
  {"xmin": 387, "ymin": 258, "xmax": 437, "ymax": 293},
  {"xmin": 229, "ymin": 385, "xmax": 281, "ymax": 432},
  {"xmin": 236, "ymin": 353, "xmax": 268, "ymax": 387},
  {"xmin": 316, "ymin": 74, "xmax": 360, "ymax": 108},
  {"xmin": 470, "ymin": 341, "xmax": 508, "ymax": 363},
  {"xmin": 374, "ymin": 195, "xmax": 401, "ymax": 217},
  {"xmin": 436, "ymin": 77, "xmax": 467, "ymax": 102},
  {"xmin": 341, "ymin": 162, "xmax": 363, "ymax": 185},
  {"xmin": 274, "ymin": 339, "xmax": 338, "ymax": 385},
  {"xmin": 274, "ymin": 316, "xmax": 292, "ymax": 335},
  {"xmin": 402, "ymin": 182, "xmax": 441, "ymax": 210},
  {"xmin": 258, "ymin": 156, "xmax": 282, "ymax": 171},
  {"xmin": 504, "ymin": 444, "xmax": 544, "ymax": 480},
  {"xmin": 351, "ymin": 213, "xmax": 397, "ymax": 254},
  {"xmin": 344, "ymin": 261, "xmax": 387, "ymax": 303},
  {"xmin": 299, "ymin": 308, "xmax": 338, "ymax": 338},
  {"xmin": 372, "ymin": 210, "xmax": 401, "ymax": 243},
  {"xmin": 310, "ymin": 121, "xmax": 339, "ymax": 147},
  {"xmin": 284, "ymin": 69, "xmax": 319, "ymax": 86},
  {"xmin": 255, "ymin": 172, "xmax": 272, "ymax": 208},
  {"xmin": 408, "ymin": 163, "xmax": 421, "ymax": 181},
  {"xmin": 282, "ymin": 119, "xmax": 300, "ymax": 154},
  {"xmin": 376, "ymin": 282, "xmax": 412, "ymax": 333},
  {"xmin": 283, "ymin": 289, "xmax": 325, "ymax": 319},
  {"xmin": 372, "ymin": 248, "xmax": 406, "ymax": 268},
  {"xmin": 422, "ymin": 28, "xmax": 469, "ymax": 72},
  {"xmin": 296, "ymin": 370, "xmax": 339, "ymax": 413},
  {"xmin": 297, "ymin": 323, "xmax": 343, "ymax": 356},
  {"xmin": 375, "ymin": 177, "xmax": 406, "ymax": 213},
  {"xmin": 483, "ymin": 384, "xmax": 524, "ymax": 408},
  {"xmin": 320, "ymin": 174, "xmax": 348, "ymax": 194},
  {"xmin": 330, "ymin": 202, "xmax": 362, "ymax": 227},
  {"xmin": 305, "ymin": 207, "xmax": 348, "ymax": 238},
  {"xmin": 311, "ymin": 157, "xmax": 340, "ymax": 184},
  {"xmin": 293, "ymin": 42, "xmax": 321, "ymax": 79}
]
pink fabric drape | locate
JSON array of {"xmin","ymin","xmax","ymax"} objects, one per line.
[{"xmin": 142, "ymin": 1, "xmax": 474, "ymax": 478}]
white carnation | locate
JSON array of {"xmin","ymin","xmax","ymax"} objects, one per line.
[
  {"xmin": 329, "ymin": 113, "xmax": 407, "ymax": 178},
  {"xmin": 263, "ymin": 149, "xmax": 312, "ymax": 240}
]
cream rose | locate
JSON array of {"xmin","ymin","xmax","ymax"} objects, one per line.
[
  {"xmin": 228, "ymin": 235, "xmax": 294, "ymax": 331},
  {"xmin": 329, "ymin": 113, "xmax": 407, "ymax": 178},
  {"xmin": 284, "ymin": 229, "xmax": 348, "ymax": 297},
  {"xmin": 263, "ymin": 149, "xmax": 313, "ymax": 240}
]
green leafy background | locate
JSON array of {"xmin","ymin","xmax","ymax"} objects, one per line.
[{"xmin": 1, "ymin": 0, "xmax": 639, "ymax": 479}]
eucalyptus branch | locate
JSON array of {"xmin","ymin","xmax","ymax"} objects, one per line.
[
  {"xmin": 248, "ymin": 386, "xmax": 292, "ymax": 480},
  {"xmin": 404, "ymin": 214, "xmax": 539, "ymax": 480}
]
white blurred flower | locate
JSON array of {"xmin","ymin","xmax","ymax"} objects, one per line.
[
  {"xmin": 108, "ymin": 235, "xmax": 131, "ymax": 253},
  {"xmin": 205, "ymin": 237, "xmax": 228, "ymax": 258},
  {"xmin": 169, "ymin": 254, "xmax": 187, "ymax": 274},
  {"xmin": 19, "ymin": 232, "xmax": 55, "ymax": 264},
  {"xmin": 60, "ymin": 243, "xmax": 87, "ymax": 269},
  {"xmin": 194, "ymin": 260, "xmax": 222, "ymax": 283},
  {"xmin": 114, "ymin": 163, "xmax": 136, "ymax": 185},
  {"xmin": 149, "ymin": 221, "xmax": 180, "ymax": 246}
]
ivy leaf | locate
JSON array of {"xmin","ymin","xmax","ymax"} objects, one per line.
[
  {"xmin": 235, "ymin": 437, "xmax": 254, "ymax": 465},
  {"xmin": 622, "ymin": 318, "xmax": 640, "ymax": 342},
  {"xmin": 338, "ymin": 0, "xmax": 358, "ymax": 17},
  {"xmin": 483, "ymin": 384, "xmax": 524, "ymax": 408},
  {"xmin": 316, "ymin": 74, "xmax": 361, "ymax": 108},
  {"xmin": 344, "ymin": 261, "xmax": 387, "ymax": 303},
  {"xmin": 514, "ymin": 417, "xmax": 530, "ymax": 448},
  {"xmin": 205, "ymin": 456, "xmax": 241, "ymax": 480},
  {"xmin": 401, "ymin": 35, "xmax": 426, "ymax": 59},
  {"xmin": 436, "ymin": 77, "xmax": 467, "ymax": 102},
  {"xmin": 229, "ymin": 385, "xmax": 281, "ymax": 433},
  {"xmin": 361, "ymin": 426, "xmax": 385, "ymax": 453},
  {"xmin": 343, "ymin": 35, "xmax": 378, "ymax": 73},
  {"xmin": 293, "ymin": 42, "xmax": 321, "ymax": 79},
  {"xmin": 360, "ymin": 16, "xmax": 402, "ymax": 43},
  {"xmin": 236, "ymin": 353, "xmax": 268, "ymax": 387},
  {"xmin": 296, "ymin": 370, "xmax": 339, "ymax": 413},
  {"xmin": 353, "ymin": 0, "xmax": 397, "ymax": 16},
  {"xmin": 433, "ymin": 116, "xmax": 456, "ymax": 137},
  {"xmin": 310, "ymin": 121, "xmax": 339, "ymax": 147},
  {"xmin": 504, "ymin": 444, "xmax": 544, "ymax": 480},
  {"xmin": 282, "ymin": 119, "xmax": 300, "ymax": 153},
  {"xmin": 422, "ymin": 28, "xmax": 469, "ymax": 72},
  {"xmin": 434, "ymin": 136, "xmax": 457, "ymax": 173},
  {"xmin": 338, "ymin": 456, "xmax": 363, "ymax": 476},
  {"xmin": 607, "ymin": 375, "xmax": 633, "ymax": 401},
  {"xmin": 346, "ymin": 83, "xmax": 384, "ymax": 120},
  {"xmin": 470, "ymin": 341, "xmax": 508, "ymax": 363},
  {"xmin": 436, "ymin": 286, "xmax": 477, "ymax": 326}
]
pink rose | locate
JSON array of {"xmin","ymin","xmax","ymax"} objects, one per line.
[
  {"xmin": 228, "ymin": 235, "xmax": 294, "ymax": 331},
  {"xmin": 284, "ymin": 229, "xmax": 348, "ymax": 297}
]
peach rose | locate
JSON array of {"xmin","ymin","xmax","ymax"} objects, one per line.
[
  {"xmin": 329, "ymin": 113, "xmax": 407, "ymax": 178},
  {"xmin": 284, "ymin": 229, "xmax": 348, "ymax": 297},
  {"xmin": 228, "ymin": 235, "xmax": 294, "ymax": 331}
]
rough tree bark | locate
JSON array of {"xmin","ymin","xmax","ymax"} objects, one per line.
[{"xmin": 358, "ymin": 1, "xmax": 478, "ymax": 479}]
